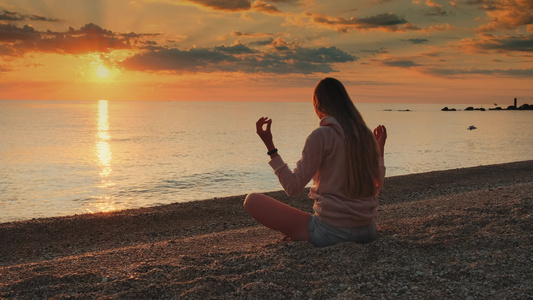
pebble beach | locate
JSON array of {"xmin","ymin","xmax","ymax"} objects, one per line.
[{"xmin": 1, "ymin": 160, "xmax": 532, "ymax": 299}]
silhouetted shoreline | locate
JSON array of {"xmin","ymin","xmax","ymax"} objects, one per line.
[{"xmin": 442, "ymin": 103, "xmax": 533, "ymax": 111}]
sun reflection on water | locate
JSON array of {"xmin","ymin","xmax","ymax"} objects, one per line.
[{"xmin": 93, "ymin": 100, "xmax": 116, "ymax": 213}]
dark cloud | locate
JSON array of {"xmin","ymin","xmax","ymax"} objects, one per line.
[
  {"xmin": 120, "ymin": 43, "xmax": 356, "ymax": 74},
  {"xmin": 215, "ymin": 43, "xmax": 258, "ymax": 54},
  {"xmin": 463, "ymin": 0, "xmax": 506, "ymax": 11},
  {"xmin": 231, "ymin": 30, "xmax": 273, "ymax": 38},
  {"xmin": 407, "ymin": 38, "xmax": 429, "ymax": 44},
  {"xmin": 68, "ymin": 23, "xmax": 115, "ymax": 36},
  {"xmin": 464, "ymin": 34, "xmax": 533, "ymax": 53},
  {"xmin": 0, "ymin": 9, "xmax": 61, "ymax": 22},
  {"xmin": 185, "ymin": 0, "xmax": 281, "ymax": 13},
  {"xmin": 264, "ymin": 0, "xmax": 299, "ymax": 3},
  {"xmin": 250, "ymin": 38, "xmax": 275, "ymax": 46},
  {"xmin": 120, "ymin": 47, "xmax": 237, "ymax": 73},
  {"xmin": 0, "ymin": 23, "xmax": 41, "ymax": 42},
  {"xmin": 0, "ymin": 23, "xmax": 155, "ymax": 56},
  {"xmin": 357, "ymin": 13, "xmax": 408, "ymax": 26},
  {"xmin": 360, "ymin": 48, "xmax": 389, "ymax": 55},
  {"xmin": 382, "ymin": 59, "xmax": 421, "ymax": 67},
  {"xmin": 426, "ymin": 67, "xmax": 533, "ymax": 77},
  {"xmin": 311, "ymin": 12, "xmax": 418, "ymax": 32},
  {"xmin": 188, "ymin": 0, "xmax": 252, "ymax": 11}
]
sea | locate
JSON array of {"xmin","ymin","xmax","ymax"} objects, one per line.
[{"xmin": 1, "ymin": 100, "xmax": 532, "ymax": 223}]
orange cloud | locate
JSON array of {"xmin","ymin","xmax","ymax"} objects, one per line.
[
  {"xmin": 475, "ymin": 0, "xmax": 533, "ymax": 31},
  {"xmin": 251, "ymin": 0, "xmax": 282, "ymax": 13},
  {"xmin": 424, "ymin": 23, "xmax": 458, "ymax": 32},
  {"xmin": 424, "ymin": 0, "xmax": 448, "ymax": 15}
]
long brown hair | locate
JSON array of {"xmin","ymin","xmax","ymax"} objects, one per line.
[{"xmin": 313, "ymin": 77, "xmax": 381, "ymax": 197}]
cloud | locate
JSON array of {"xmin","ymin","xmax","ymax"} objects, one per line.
[
  {"xmin": 218, "ymin": 30, "xmax": 274, "ymax": 41},
  {"xmin": 215, "ymin": 42, "xmax": 259, "ymax": 54},
  {"xmin": 461, "ymin": 34, "xmax": 533, "ymax": 53},
  {"xmin": 310, "ymin": 12, "xmax": 419, "ymax": 32},
  {"xmin": 120, "ymin": 40, "xmax": 356, "ymax": 74},
  {"xmin": 120, "ymin": 47, "xmax": 237, "ymax": 73},
  {"xmin": 425, "ymin": 67, "xmax": 533, "ymax": 76},
  {"xmin": 465, "ymin": 0, "xmax": 513, "ymax": 11},
  {"xmin": 382, "ymin": 59, "xmax": 422, "ymax": 67},
  {"xmin": 471, "ymin": 0, "xmax": 533, "ymax": 31},
  {"xmin": 182, "ymin": 0, "xmax": 282, "ymax": 13},
  {"xmin": 186, "ymin": 0, "xmax": 252, "ymax": 11},
  {"xmin": 423, "ymin": 0, "xmax": 448, "ymax": 16},
  {"xmin": 407, "ymin": 38, "xmax": 430, "ymax": 44},
  {"xmin": 252, "ymin": 0, "xmax": 282, "ymax": 13},
  {"xmin": 250, "ymin": 38, "xmax": 275, "ymax": 46},
  {"xmin": 0, "ymin": 23, "xmax": 154, "ymax": 56},
  {"xmin": 231, "ymin": 30, "xmax": 273, "ymax": 37},
  {"xmin": 265, "ymin": 0, "xmax": 300, "ymax": 3},
  {"xmin": 360, "ymin": 48, "xmax": 389, "ymax": 56},
  {"xmin": 0, "ymin": 23, "xmax": 41, "ymax": 42},
  {"xmin": 0, "ymin": 9, "xmax": 61, "ymax": 22}
]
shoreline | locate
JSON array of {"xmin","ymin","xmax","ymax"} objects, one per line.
[{"xmin": 1, "ymin": 160, "xmax": 532, "ymax": 298}]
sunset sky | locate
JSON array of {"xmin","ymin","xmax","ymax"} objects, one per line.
[{"xmin": 0, "ymin": 0, "xmax": 532, "ymax": 104}]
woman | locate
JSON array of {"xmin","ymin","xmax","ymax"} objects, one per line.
[{"xmin": 243, "ymin": 78, "xmax": 387, "ymax": 247}]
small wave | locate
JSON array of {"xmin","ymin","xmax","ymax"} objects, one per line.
[{"xmin": 157, "ymin": 169, "xmax": 254, "ymax": 192}]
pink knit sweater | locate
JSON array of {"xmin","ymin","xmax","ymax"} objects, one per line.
[{"xmin": 269, "ymin": 116, "xmax": 385, "ymax": 228}]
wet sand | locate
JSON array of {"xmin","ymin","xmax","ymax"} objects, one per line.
[{"xmin": 1, "ymin": 160, "xmax": 532, "ymax": 299}]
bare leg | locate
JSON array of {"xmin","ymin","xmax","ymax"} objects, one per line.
[{"xmin": 243, "ymin": 193, "xmax": 311, "ymax": 241}]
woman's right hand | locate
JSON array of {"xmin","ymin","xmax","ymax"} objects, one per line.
[
  {"xmin": 256, "ymin": 117, "xmax": 276, "ymax": 151},
  {"xmin": 373, "ymin": 125, "xmax": 387, "ymax": 157}
]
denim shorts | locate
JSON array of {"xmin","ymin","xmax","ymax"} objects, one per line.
[{"xmin": 308, "ymin": 215, "xmax": 377, "ymax": 248}]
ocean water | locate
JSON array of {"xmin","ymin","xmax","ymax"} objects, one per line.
[{"xmin": 1, "ymin": 100, "xmax": 532, "ymax": 223}]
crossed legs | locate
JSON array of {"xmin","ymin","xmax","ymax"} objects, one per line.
[{"xmin": 243, "ymin": 193, "xmax": 311, "ymax": 242}]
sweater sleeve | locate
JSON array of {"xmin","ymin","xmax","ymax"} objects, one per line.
[
  {"xmin": 378, "ymin": 156, "xmax": 386, "ymax": 188},
  {"xmin": 268, "ymin": 129, "xmax": 325, "ymax": 196}
]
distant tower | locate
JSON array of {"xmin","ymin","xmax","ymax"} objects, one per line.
[{"xmin": 514, "ymin": 98, "xmax": 517, "ymax": 107}]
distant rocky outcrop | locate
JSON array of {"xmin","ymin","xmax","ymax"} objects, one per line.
[
  {"xmin": 465, "ymin": 106, "xmax": 486, "ymax": 111},
  {"xmin": 441, "ymin": 104, "xmax": 532, "ymax": 111},
  {"xmin": 441, "ymin": 107, "xmax": 456, "ymax": 111},
  {"xmin": 503, "ymin": 104, "xmax": 532, "ymax": 110}
]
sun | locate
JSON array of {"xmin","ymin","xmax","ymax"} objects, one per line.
[{"xmin": 96, "ymin": 65, "xmax": 110, "ymax": 78}]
